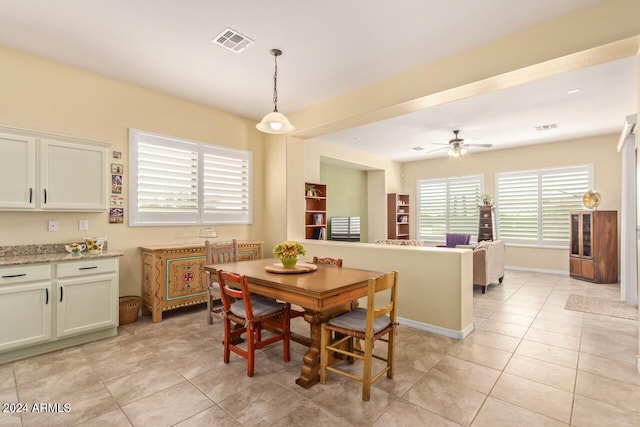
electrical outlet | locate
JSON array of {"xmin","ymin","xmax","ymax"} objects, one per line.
[
  {"xmin": 79, "ymin": 219, "xmax": 89, "ymax": 231},
  {"xmin": 48, "ymin": 220, "xmax": 58, "ymax": 232}
]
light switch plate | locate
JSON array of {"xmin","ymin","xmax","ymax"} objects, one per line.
[
  {"xmin": 79, "ymin": 219, "xmax": 89, "ymax": 231},
  {"xmin": 48, "ymin": 220, "xmax": 58, "ymax": 232}
]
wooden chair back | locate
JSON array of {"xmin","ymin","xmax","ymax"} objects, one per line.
[
  {"xmin": 312, "ymin": 256, "xmax": 343, "ymax": 267},
  {"xmin": 217, "ymin": 269, "xmax": 253, "ymax": 321},
  {"xmin": 205, "ymin": 239, "xmax": 239, "ymax": 265},
  {"xmin": 205, "ymin": 239, "xmax": 239, "ymax": 324}
]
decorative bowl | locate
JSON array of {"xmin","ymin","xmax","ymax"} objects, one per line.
[
  {"xmin": 65, "ymin": 243, "xmax": 86, "ymax": 256},
  {"xmin": 84, "ymin": 237, "xmax": 106, "ymax": 254}
]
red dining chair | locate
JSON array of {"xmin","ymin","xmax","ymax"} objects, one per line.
[{"xmin": 217, "ymin": 269, "xmax": 290, "ymax": 377}]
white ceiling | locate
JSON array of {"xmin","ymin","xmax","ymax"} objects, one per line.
[{"xmin": 0, "ymin": 0, "xmax": 635, "ymax": 161}]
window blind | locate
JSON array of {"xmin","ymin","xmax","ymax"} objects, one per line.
[
  {"xmin": 496, "ymin": 165, "xmax": 591, "ymax": 246},
  {"xmin": 129, "ymin": 129, "xmax": 252, "ymax": 226},
  {"xmin": 417, "ymin": 175, "xmax": 482, "ymax": 241}
]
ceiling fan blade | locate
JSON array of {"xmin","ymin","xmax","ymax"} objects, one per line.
[
  {"xmin": 428, "ymin": 143, "xmax": 451, "ymax": 146},
  {"xmin": 465, "ymin": 143, "xmax": 493, "ymax": 148},
  {"xmin": 424, "ymin": 146, "xmax": 450, "ymax": 154}
]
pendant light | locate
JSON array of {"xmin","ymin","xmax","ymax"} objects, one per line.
[{"xmin": 256, "ymin": 48, "xmax": 295, "ymax": 134}]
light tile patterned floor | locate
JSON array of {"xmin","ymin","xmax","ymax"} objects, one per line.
[{"xmin": 1, "ymin": 270, "xmax": 639, "ymax": 426}]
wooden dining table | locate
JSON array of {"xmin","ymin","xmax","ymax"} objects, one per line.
[{"xmin": 204, "ymin": 258, "xmax": 383, "ymax": 388}]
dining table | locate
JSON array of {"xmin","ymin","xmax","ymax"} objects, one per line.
[{"xmin": 204, "ymin": 257, "xmax": 384, "ymax": 388}]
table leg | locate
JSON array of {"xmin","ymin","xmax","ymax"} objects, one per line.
[{"xmin": 295, "ymin": 304, "xmax": 350, "ymax": 388}]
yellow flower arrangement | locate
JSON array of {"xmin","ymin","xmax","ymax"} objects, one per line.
[{"xmin": 272, "ymin": 241, "xmax": 306, "ymax": 259}]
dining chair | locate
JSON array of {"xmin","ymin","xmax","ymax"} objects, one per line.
[
  {"xmin": 217, "ymin": 269, "xmax": 291, "ymax": 377},
  {"xmin": 312, "ymin": 256, "xmax": 343, "ymax": 267},
  {"xmin": 290, "ymin": 256, "xmax": 344, "ymax": 321},
  {"xmin": 320, "ymin": 270, "xmax": 398, "ymax": 401},
  {"xmin": 205, "ymin": 239, "xmax": 239, "ymax": 324}
]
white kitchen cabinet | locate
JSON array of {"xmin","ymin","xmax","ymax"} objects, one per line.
[
  {"xmin": 0, "ymin": 256, "xmax": 119, "ymax": 363},
  {"xmin": 0, "ymin": 265, "xmax": 52, "ymax": 352},
  {"xmin": 0, "ymin": 126, "xmax": 109, "ymax": 211},
  {"xmin": 0, "ymin": 132, "xmax": 36, "ymax": 209},
  {"xmin": 56, "ymin": 259, "xmax": 118, "ymax": 338}
]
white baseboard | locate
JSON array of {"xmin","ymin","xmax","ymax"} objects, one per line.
[
  {"xmin": 398, "ymin": 317, "xmax": 474, "ymax": 339},
  {"xmin": 505, "ymin": 265, "xmax": 567, "ymax": 275}
]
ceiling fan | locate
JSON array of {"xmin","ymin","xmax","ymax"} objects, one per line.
[{"xmin": 430, "ymin": 130, "xmax": 493, "ymax": 158}]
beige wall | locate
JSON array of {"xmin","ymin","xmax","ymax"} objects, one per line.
[
  {"xmin": 402, "ymin": 134, "xmax": 622, "ymax": 272},
  {"xmin": 0, "ymin": 45, "xmax": 266, "ymax": 296},
  {"xmin": 300, "ymin": 240, "xmax": 474, "ymax": 336},
  {"xmin": 320, "ymin": 162, "xmax": 368, "ymax": 242}
]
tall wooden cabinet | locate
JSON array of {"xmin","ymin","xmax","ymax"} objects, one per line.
[
  {"xmin": 305, "ymin": 183, "xmax": 327, "ymax": 239},
  {"xmin": 478, "ymin": 206, "xmax": 494, "ymax": 242},
  {"xmin": 387, "ymin": 193, "xmax": 410, "ymax": 240},
  {"xmin": 569, "ymin": 210, "xmax": 617, "ymax": 283}
]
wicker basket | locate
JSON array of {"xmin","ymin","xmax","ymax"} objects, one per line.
[{"xmin": 119, "ymin": 296, "xmax": 141, "ymax": 325}]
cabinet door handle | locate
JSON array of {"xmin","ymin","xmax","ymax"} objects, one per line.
[
  {"xmin": 29, "ymin": 188, "xmax": 33, "ymax": 204},
  {"xmin": 59, "ymin": 287, "xmax": 63, "ymax": 302},
  {"xmin": 1, "ymin": 273, "xmax": 27, "ymax": 278},
  {"xmin": 79, "ymin": 266, "xmax": 98, "ymax": 270},
  {"xmin": 43, "ymin": 189, "xmax": 47, "ymax": 204},
  {"xmin": 45, "ymin": 288, "xmax": 49, "ymax": 305}
]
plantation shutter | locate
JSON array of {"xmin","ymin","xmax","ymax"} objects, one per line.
[
  {"xmin": 133, "ymin": 135, "xmax": 199, "ymax": 224},
  {"xmin": 201, "ymin": 146, "xmax": 252, "ymax": 223},
  {"xmin": 496, "ymin": 173, "xmax": 538, "ymax": 242},
  {"xmin": 130, "ymin": 129, "xmax": 252, "ymax": 226},
  {"xmin": 496, "ymin": 165, "xmax": 592, "ymax": 245},
  {"xmin": 417, "ymin": 180, "xmax": 447, "ymax": 239},
  {"xmin": 448, "ymin": 177, "xmax": 481, "ymax": 234},
  {"xmin": 417, "ymin": 175, "xmax": 482, "ymax": 241},
  {"xmin": 542, "ymin": 167, "xmax": 590, "ymax": 244}
]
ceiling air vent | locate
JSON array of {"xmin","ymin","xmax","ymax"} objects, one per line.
[
  {"xmin": 213, "ymin": 28, "xmax": 253, "ymax": 53},
  {"xmin": 408, "ymin": 146, "xmax": 424, "ymax": 152},
  {"xmin": 535, "ymin": 123, "xmax": 558, "ymax": 131}
]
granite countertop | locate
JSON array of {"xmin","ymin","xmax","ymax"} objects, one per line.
[
  {"xmin": 0, "ymin": 251, "xmax": 124, "ymax": 267},
  {"xmin": 0, "ymin": 243, "xmax": 123, "ymax": 267}
]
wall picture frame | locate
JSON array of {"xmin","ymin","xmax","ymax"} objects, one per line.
[{"xmin": 111, "ymin": 163, "xmax": 123, "ymax": 174}]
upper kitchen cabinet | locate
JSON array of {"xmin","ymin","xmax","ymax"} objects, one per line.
[
  {"xmin": 0, "ymin": 132, "xmax": 36, "ymax": 209},
  {"xmin": 0, "ymin": 127, "xmax": 110, "ymax": 211}
]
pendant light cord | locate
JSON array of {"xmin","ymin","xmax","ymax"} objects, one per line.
[{"xmin": 272, "ymin": 54, "xmax": 279, "ymax": 112}]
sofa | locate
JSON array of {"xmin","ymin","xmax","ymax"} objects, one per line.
[{"xmin": 459, "ymin": 240, "xmax": 505, "ymax": 293}]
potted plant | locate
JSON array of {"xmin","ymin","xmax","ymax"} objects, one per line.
[
  {"xmin": 305, "ymin": 184, "xmax": 321, "ymax": 198},
  {"xmin": 273, "ymin": 241, "xmax": 306, "ymax": 268},
  {"xmin": 481, "ymin": 193, "xmax": 493, "ymax": 207}
]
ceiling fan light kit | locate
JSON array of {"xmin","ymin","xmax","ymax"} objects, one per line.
[
  {"xmin": 256, "ymin": 48, "xmax": 295, "ymax": 134},
  {"xmin": 428, "ymin": 129, "xmax": 493, "ymax": 158}
]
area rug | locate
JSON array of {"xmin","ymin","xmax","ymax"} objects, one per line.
[{"xmin": 565, "ymin": 294, "xmax": 638, "ymax": 320}]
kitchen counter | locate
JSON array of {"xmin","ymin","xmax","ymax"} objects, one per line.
[
  {"xmin": 0, "ymin": 250, "xmax": 123, "ymax": 266},
  {"xmin": 0, "ymin": 243, "xmax": 122, "ymax": 266}
]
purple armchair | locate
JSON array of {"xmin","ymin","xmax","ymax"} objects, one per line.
[{"xmin": 438, "ymin": 233, "xmax": 471, "ymax": 248}]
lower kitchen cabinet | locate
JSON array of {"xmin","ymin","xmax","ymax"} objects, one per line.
[
  {"xmin": 0, "ymin": 282, "xmax": 52, "ymax": 352},
  {"xmin": 0, "ymin": 256, "xmax": 120, "ymax": 363},
  {"xmin": 56, "ymin": 258, "xmax": 118, "ymax": 338}
]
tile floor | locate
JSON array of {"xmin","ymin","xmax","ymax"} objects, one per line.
[{"xmin": 1, "ymin": 270, "xmax": 639, "ymax": 426}]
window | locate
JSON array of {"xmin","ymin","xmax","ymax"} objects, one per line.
[
  {"xmin": 129, "ymin": 129, "xmax": 252, "ymax": 226},
  {"xmin": 496, "ymin": 165, "xmax": 592, "ymax": 246},
  {"xmin": 417, "ymin": 175, "xmax": 483, "ymax": 241}
]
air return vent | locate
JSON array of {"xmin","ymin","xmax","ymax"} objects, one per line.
[
  {"xmin": 535, "ymin": 123, "xmax": 558, "ymax": 131},
  {"xmin": 213, "ymin": 28, "xmax": 253, "ymax": 53}
]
